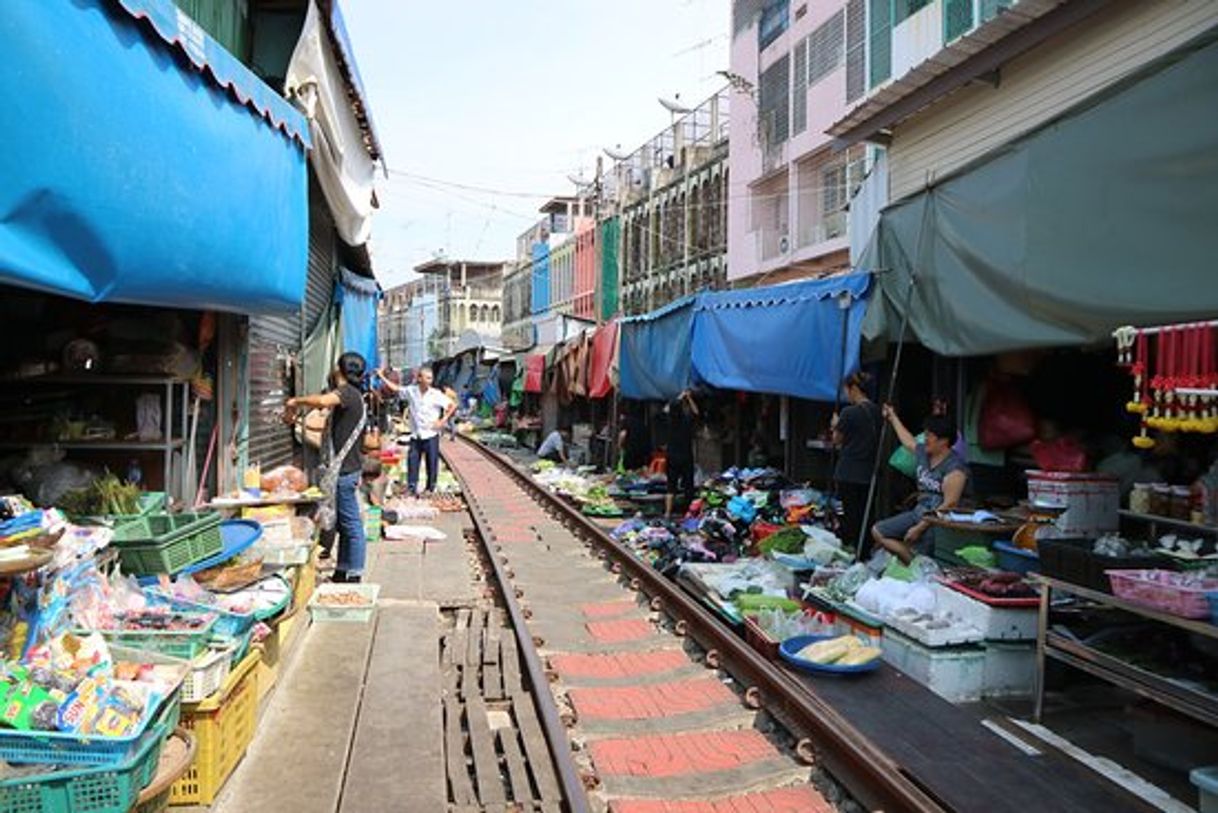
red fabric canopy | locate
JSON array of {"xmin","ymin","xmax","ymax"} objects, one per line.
[
  {"xmin": 587, "ymin": 320, "xmax": 619, "ymax": 398},
  {"xmin": 524, "ymin": 354, "xmax": 545, "ymax": 393}
]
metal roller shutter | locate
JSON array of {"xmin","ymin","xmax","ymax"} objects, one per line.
[
  {"xmin": 305, "ymin": 200, "xmax": 335, "ymax": 336},
  {"xmin": 247, "ymin": 313, "xmax": 298, "ymax": 470}
]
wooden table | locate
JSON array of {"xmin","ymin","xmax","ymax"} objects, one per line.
[{"xmin": 1031, "ymin": 574, "xmax": 1218, "ymax": 727}]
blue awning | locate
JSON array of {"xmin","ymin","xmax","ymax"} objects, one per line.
[
  {"xmin": 618, "ymin": 296, "xmax": 696, "ymax": 401},
  {"xmin": 0, "ymin": 0, "xmax": 309, "ymax": 314},
  {"xmin": 338, "ymin": 269, "xmax": 380, "ymax": 370},
  {"xmin": 691, "ymin": 274, "xmax": 872, "ymax": 401}
]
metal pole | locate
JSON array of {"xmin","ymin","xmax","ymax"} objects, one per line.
[
  {"xmin": 829, "ymin": 292, "xmax": 852, "ymax": 493},
  {"xmin": 855, "ymin": 196, "xmax": 934, "ymax": 558}
]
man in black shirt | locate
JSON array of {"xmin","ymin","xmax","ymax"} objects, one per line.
[
  {"xmin": 665, "ymin": 389, "xmax": 699, "ymax": 518},
  {"xmin": 287, "ymin": 352, "xmax": 368, "ymax": 582}
]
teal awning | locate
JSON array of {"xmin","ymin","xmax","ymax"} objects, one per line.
[{"xmin": 862, "ymin": 28, "xmax": 1218, "ymax": 356}]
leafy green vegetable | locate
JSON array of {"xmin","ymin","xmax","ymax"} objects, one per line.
[{"xmin": 758, "ymin": 526, "xmax": 806, "ymax": 555}]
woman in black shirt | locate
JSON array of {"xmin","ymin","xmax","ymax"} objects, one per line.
[{"xmin": 832, "ymin": 372, "xmax": 881, "ymax": 557}]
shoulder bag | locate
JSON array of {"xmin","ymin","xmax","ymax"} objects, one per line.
[{"xmin": 315, "ymin": 395, "xmax": 366, "ymax": 532}]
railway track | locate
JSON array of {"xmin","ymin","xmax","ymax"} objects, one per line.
[{"xmin": 443, "ymin": 437, "xmax": 948, "ymax": 813}]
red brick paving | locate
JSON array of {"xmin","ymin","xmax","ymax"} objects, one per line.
[
  {"xmin": 588, "ymin": 730, "xmax": 780, "ymax": 777},
  {"xmin": 550, "ymin": 650, "xmax": 691, "ymax": 681},
  {"xmin": 586, "ymin": 618, "xmax": 656, "ymax": 643},
  {"xmin": 607, "ymin": 787, "xmax": 832, "ymax": 813},
  {"xmin": 582, "ymin": 600, "xmax": 641, "ymax": 619},
  {"xmin": 569, "ymin": 678, "xmax": 736, "ymax": 721}
]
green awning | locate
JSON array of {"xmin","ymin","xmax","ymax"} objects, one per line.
[{"xmin": 862, "ymin": 27, "xmax": 1218, "ymax": 357}]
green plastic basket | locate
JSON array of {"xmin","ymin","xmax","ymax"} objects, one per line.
[
  {"xmin": 87, "ymin": 613, "xmax": 218, "ymax": 661},
  {"xmin": 111, "ymin": 513, "xmax": 222, "ymax": 576},
  {"xmin": 0, "ymin": 719, "xmax": 168, "ymax": 813}
]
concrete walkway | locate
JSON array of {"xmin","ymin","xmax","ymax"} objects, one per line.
[{"xmin": 207, "ymin": 505, "xmax": 476, "ymax": 813}]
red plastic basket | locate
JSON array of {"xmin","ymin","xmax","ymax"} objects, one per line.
[
  {"xmin": 1106, "ymin": 569, "xmax": 1218, "ymax": 618},
  {"xmin": 743, "ymin": 615, "xmax": 781, "ymax": 661}
]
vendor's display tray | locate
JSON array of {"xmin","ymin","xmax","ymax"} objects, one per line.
[
  {"xmin": 0, "ymin": 691, "xmax": 162, "ymax": 768},
  {"xmin": 779, "ymin": 634, "xmax": 881, "ymax": 676},
  {"xmin": 0, "ymin": 717, "xmax": 169, "ymax": 813},
  {"xmin": 884, "ymin": 611, "xmax": 984, "ymax": 648},
  {"xmin": 145, "ymin": 590, "xmax": 254, "ymax": 639},
  {"xmin": 111, "ymin": 513, "xmax": 222, "ymax": 576},
  {"xmin": 1106, "ymin": 569, "xmax": 1218, "ymax": 618},
  {"xmin": 87, "ymin": 612, "xmax": 217, "ymax": 661},
  {"xmin": 307, "ymin": 583, "xmax": 380, "ymax": 623},
  {"xmin": 938, "ymin": 578, "xmax": 1039, "ymax": 609},
  {"xmin": 932, "ymin": 583, "xmax": 1037, "ymax": 641}
]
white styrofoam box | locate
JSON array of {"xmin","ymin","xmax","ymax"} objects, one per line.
[
  {"xmin": 982, "ymin": 641, "xmax": 1036, "ymax": 698},
  {"xmin": 885, "ymin": 609, "xmax": 983, "ymax": 647},
  {"xmin": 934, "ymin": 583, "xmax": 1038, "ymax": 641},
  {"xmin": 882, "ymin": 628, "xmax": 985, "ymax": 703},
  {"xmin": 1027, "ymin": 470, "xmax": 1119, "ymax": 534}
]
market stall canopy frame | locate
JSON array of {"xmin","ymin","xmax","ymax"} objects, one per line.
[{"xmin": 0, "ymin": 0, "xmax": 310, "ymax": 315}]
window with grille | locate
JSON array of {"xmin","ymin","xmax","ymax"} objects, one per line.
[
  {"xmin": 944, "ymin": 0, "xmax": 972, "ymax": 41},
  {"xmin": 845, "ymin": 0, "xmax": 866, "ymax": 101},
  {"xmin": 758, "ymin": 0, "xmax": 790, "ymax": 49},
  {"xmin": 868, "ymin": 0, "xmax": 891, "ymax": 89},
  {"xmin": 893, "ymin": 0, "xmax": 932, "ymax": 24},
  {"xmin": 759, "ymin": 54, "xmax": 791, "ymax": 148},
  {"xmin": 808, "ymin": 10, "xmax": 845, "ymax": 87},
  {"xmin": 792, "ymin": 39, "xmax": 808, "ymax": 135}
]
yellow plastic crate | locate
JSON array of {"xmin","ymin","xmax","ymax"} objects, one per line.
[
  {"xmin": 292, "ymin": 558, "xmax": 317, "ymax": 615},
  {"xmin": 169, "ymin": 648, "xmax": 261, "ymax": 805}
]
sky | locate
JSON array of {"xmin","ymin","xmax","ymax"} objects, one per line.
[{"xmin": 340, "ymin": 0, "xmax": 732, "ymax": 288}]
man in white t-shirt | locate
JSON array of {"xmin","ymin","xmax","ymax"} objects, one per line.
[{"xmin": 376, "ymin": 366, "xmax": 455, "ymax": 495}]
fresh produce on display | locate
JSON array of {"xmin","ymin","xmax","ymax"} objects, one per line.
[
  {"xmin": 794, "ymin": 635, "xmax": 878, "ymax": 666},
  {"xmin": 57, "ymin": 473, "xmax": 140, "ymax": 517},
  {"xmin": 942, "ymin": 568, "xmax": 1037, "ymax": 600}
]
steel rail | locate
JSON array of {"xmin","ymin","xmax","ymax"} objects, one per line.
[
  {"xmin": 442, "ymin": 445, "xmax": 592, "ymax": 813},
  {"xmin": 453, "ymin": 436, "xmax": 950, "ymax": 813}
]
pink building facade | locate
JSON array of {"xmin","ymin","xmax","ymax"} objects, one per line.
[
  {"xmin": 728, "ymin": 0, "xmax": 873, "ymax": 285},
  {"xmin": 572, "ymin": 222, "xmax": 597, "ymax": 321}
]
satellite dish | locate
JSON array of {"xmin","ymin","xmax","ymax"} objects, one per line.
[
  {"xmin": 659, "ymin": 97, "xmax": 693, "ymax": 115},
  {"xmin": 567, "ymin": 174, "xmax": 588, "ymax": 187},
  {"xmin": 603, "ymin": 147, "xmax": 631, "ymax": 161}
]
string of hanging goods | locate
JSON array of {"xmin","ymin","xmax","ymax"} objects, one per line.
[{"xmin": 1114, "ymin": 320, "xmax": 1218, "ymax": 448}]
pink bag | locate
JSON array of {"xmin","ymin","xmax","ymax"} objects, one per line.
[{"xmin": 980, "ymin": 381, "xmax": 1036, "ymax": 449}]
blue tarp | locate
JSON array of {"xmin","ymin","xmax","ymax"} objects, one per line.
[
  {"xmin": 618, "ymin": 297, "xmax": 696, "ymax": 401},
  {"xmin": 338, "ymin": 269, "xmax": 380, "ymax": 369},
  {"xmin": 692, "ymin": 274, "xmax": 872, "ymax": 401},
  {"xmin": 618, "ymin": 275, "xmax": 872, "ymax": 402},
  {"xmin": 0, "ymin": 0, "xmax": 309, "ymax": 314}
]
